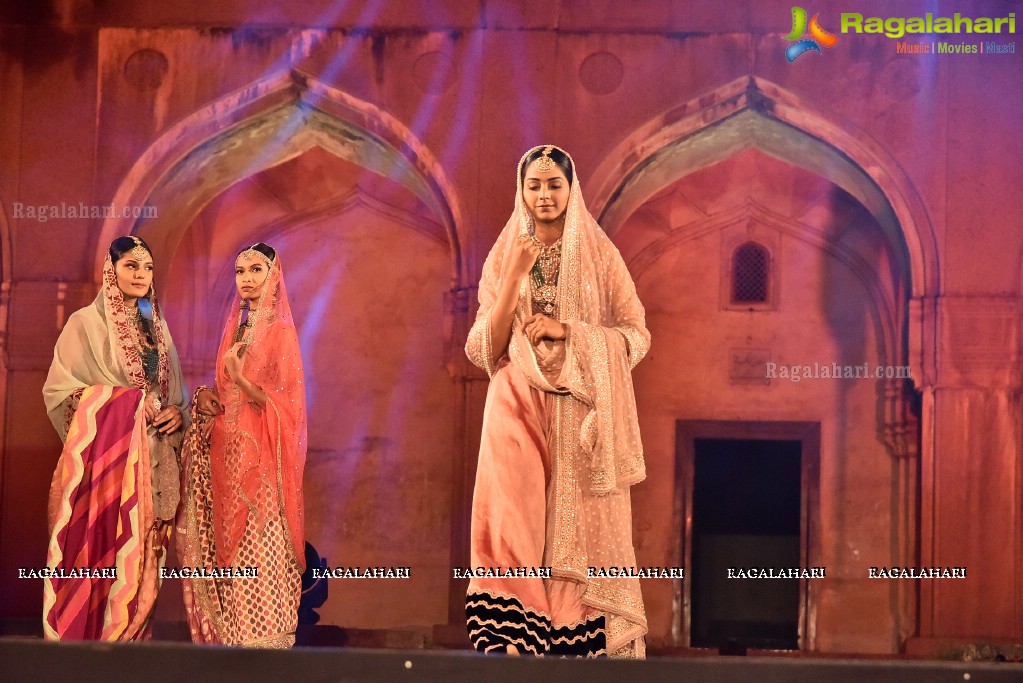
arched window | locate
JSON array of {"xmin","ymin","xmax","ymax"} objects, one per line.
[{"xmin": 731, "ymin": 242, "xmax": 769, "ymax": 304}]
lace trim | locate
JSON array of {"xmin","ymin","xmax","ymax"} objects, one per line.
[{"xmin": 240, "ymin": 632, "xmax": 295, "ymax": 649}]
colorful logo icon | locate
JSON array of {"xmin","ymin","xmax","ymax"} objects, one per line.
[{"xmin": 784, "ymin": 6, "xmax": 839, "ymax": 61}]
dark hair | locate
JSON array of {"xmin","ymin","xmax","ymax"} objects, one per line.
[
  {"xmin": 236, "ymin": 242, "xmax": 277, "ymax": 262},
  {"xmin": 109, "ymin": 235, "xmax": 153, "ymax": 264},
  {"xmin": 520, "ymin": 147, "xmax": 573, "ymax": 186}
]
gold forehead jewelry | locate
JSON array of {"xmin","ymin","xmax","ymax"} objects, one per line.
[
  {"xmin": 534, "ymin": 146, "xmax": 555, "ymax": 173},
  {"xmin": 237, "ymin": 244, "xmax": 273, "ymax": 269},
  {"xmin": 130, "ymin": 236, "xmax": 150, "ymax": 261}
]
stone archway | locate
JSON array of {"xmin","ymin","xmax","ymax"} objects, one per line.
[
  {"xmin": 95, "ymin": 69, "xmax": 465, "ymax": 289},
  {"xmin": 588, "ymin": 74, "xmax": 932, "ymax": 493},
  {"xmin": 588, "ymin": 78, "xmax": 936, "ymax": 652},
  {"xmin": 587, "ymin": 76, "xmax": 938, "ymax": 389},
  {"xmin": 587, "ymin": 76, "xmax": 934, "ymax": 456},
  {"xmin": 589, "ymin": 77, "xmax": 936, "ymax": 290}
]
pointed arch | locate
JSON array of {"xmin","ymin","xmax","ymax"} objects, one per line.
[
  {"xmin": 95, "ymin": 69, "xmax": 465, "ymax": 288},
  {"xmin": 587, "ymin": 76, "xmax": 938, "ymax": 387}
]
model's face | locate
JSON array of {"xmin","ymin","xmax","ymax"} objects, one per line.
[
  {"xmin": 114, "ymin": 252, "xmax": 154, "ymax": 301},
  {"xmin": 235, "ymin": 254, "xmax": 270, "ymax": 300},
  {"xmin": 522, "ymin": 159, "xmax": 570, "ymax": 225}
]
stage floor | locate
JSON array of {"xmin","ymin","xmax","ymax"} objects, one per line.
[{"xmin": 3, "ymin": 639, "xmax": 1021, "ymax": 683}]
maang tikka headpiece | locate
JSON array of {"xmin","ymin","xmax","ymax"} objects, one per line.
[
  {"xmin": 534, "ymin": 146, "xmax": 555, "ymax": 173},
  {"xmin": 237, "ymin": 244, "xmax": 273, "ymax": 270},
  {"xmin": 130, "ymin": 236, "xmax": 150, "ymax": 261}
]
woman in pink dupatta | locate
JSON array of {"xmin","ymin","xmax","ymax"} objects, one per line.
[
  {"xmin": 179, "ymin": 242, "xmax": 306, "ymax": 649},
  {"xmin": 42, "ymin": 235, "xmax": 187, "ymax": 641},
  {"xmin": 464, "ymin": 146, "xmax": 650, "ymax": 657}
]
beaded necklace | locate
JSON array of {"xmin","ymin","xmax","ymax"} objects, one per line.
[{"xmin": 530, "ymin": 236, "xmax": 562, "ymax": 316}]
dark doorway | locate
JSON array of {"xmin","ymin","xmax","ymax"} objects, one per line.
[
  {"xmin": 690, "ymin": 438, "xmax": 802, "ymax": 650},
  {"xmin": 673, "ymin": 421, "xmax": 820, "ymax": 652}
]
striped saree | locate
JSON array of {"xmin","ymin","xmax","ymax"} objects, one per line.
[{"xmin": 43, "ymin": 385, "xmax": 169, "ymax": 641}]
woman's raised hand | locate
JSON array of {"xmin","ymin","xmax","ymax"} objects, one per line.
[
  {"xmin": 223, "ymin": 343, "xmax": 246, "ymax": 383},
  {"xmin": 504, "ymin": 234, "xmax": 540, "ymax": 283},
  {"xmin": 488, "ymin": 234, "xmax": 542, "ymax": 364}
]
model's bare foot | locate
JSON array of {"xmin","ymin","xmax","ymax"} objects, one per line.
[{"xmin": 505, "ymin": 644, "xmax": 520, "ymax": 656}]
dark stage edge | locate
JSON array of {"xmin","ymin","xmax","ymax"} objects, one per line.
[{"xmin": 2, "ymin": 640, "xmax": 1021, "ymax": 683}]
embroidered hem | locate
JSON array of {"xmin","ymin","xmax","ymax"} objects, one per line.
[{"xmin": 466, "ymin": 590, "xmax": 606, "ymax": 657}]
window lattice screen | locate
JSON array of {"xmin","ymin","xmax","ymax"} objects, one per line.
[{"xmin": 732, "ymin": 242, "xmax": 769, "ymax": 304}]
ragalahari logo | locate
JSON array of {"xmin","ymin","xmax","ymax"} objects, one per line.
[{"xmin": 784, "ymin": 6, "xmax": 839, "ymax": 61}]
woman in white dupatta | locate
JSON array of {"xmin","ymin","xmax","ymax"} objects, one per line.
[
  {"xmin": 465, "ymin": 145, "xmax": 650, "ymax": 658},
  {"xmin": 42, "ymin": 235, "xmax": 186, "ymax": 640}
]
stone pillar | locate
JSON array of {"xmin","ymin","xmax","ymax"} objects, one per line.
[
  {"xmin": 909, "ymin": 296, "xmax": 1022, "ymax": 652},
  {"xmin": 880, "ymin": 375, "xmax": 921, "ymax": 648}
]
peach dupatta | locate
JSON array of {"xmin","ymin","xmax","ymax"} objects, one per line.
[
  {"xmin": 179, "ymin": 254, "xmax": 306, "ymax": 648},
  {"xmin": 464, "ymin": 145, "xmax": 650, "ymax": 657}
]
